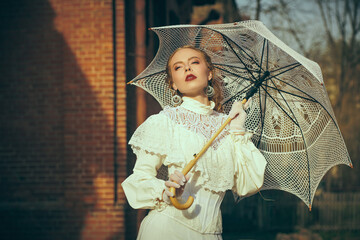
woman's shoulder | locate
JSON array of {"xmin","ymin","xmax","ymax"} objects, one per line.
[
  {"xmin": 129, "ymin": 107, "xmax": 176, "ymax": 153},
  {"xmin": 134, "ymin": 106, "xmax": 180, "ymax": 132},
  {"xmin": 159, "ymin": 105, "xmax": 179, "ymax": 117}
]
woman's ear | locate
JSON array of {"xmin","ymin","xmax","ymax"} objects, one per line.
[
  {"xmin": 172, "ymin": 82, "xmax": 178, "ymax": 91},
  {"xmin": 208, "ymin": 71, "xmax": 213, "ymax": 81}
]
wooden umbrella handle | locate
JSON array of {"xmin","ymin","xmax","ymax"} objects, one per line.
[
  {"xmin": 169, "ymin": 117, "xmax": 232, "ymax": 210},
  {"xmin": 169, "ymin": 98, "xmax": 247, "ymax": 210}
]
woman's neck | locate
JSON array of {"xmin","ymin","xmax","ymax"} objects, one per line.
[{"xmin": 183, "ymin": 94, "xmax": 210, "ymax": 106}]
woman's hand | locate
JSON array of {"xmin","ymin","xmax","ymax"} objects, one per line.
[
  {"xmin": 229, "ymin": 99, "xmax": 251, "ymax": 134},
  {"xmin": 163, "ymin": 170, "xmax": 191, "ymax": 202}
]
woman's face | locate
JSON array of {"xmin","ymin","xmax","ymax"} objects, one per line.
[{"xmin": 168, "ymin": 48, "xmax": 212, "ymax": 98}]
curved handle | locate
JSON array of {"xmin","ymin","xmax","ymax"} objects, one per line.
[
  {"xmin": 168, "ymin": 164, "xmax": 197, "ymax": 210},
  {"xmin": 169, "ymin": 186, "xmax": 194, "ymax": 210}
]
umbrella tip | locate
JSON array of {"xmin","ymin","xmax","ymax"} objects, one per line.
[
  {"xmin": 127, "ymin": 80, "xmax": 134, "ymax": 85},
  {"xmin": 148, "ymin": 27, "xmax": 152, "ymax": 30},
  {"xmin": 309, "ymin": 204, "xmax": 312, "ymax": 211},
  {"xmin": 350, "ymin": 163, "xmax": 354, "ymax": 168}
]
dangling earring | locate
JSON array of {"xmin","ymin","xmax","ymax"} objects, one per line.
[
  {"xmin": 171, "ymin": 90, "xmax": 182, "ymax": 106},
  {"xmin": 206, "ymin": 84, "xmax": 215, "ymax": 98}
]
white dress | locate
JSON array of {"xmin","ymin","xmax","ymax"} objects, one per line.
[{"xmin": 122, "ymin": 97, "xmax": 267, "ymax": 240}]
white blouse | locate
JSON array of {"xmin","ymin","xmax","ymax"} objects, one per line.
[{"xmin": 122, "ymin": 97, "xmax": 267, "ymax": 235}]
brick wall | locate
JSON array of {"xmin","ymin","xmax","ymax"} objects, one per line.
[{"xmin": 0, "ymin": 0, "xmax": 127, "ymax": 239}]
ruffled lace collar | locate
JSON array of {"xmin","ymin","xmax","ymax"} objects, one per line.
[{"xmin": 180, "ymin": 97, "xmax": 215, "ymax": 115}]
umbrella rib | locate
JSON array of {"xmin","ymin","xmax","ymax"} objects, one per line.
[
  {"xmin": 270, "ymin": 75, "xmax": 321, "ymax": 103},
  {"xmin": 256, "ymin": 39, "xmax": 267, "ymax": 148},
  {"xmin": 267, "ymin": 78, "xmax": 300, "ymax": 126},
  {"xmin": 260, "ymin": 83, "xmax": 317, "ymax": 102},
  {"xmin": 128, "ymin": 70, "xmax": 166, "ymax": 84},
  {"xmin": 259, "ymin": 86, "xmax": 300, "ymax": 127},
  {"xmin": 256, "ymin": 82, "xmax": 268, "ymax": 148},
  {"xmin": 222, "ymin": 36, "xmax": 260, "ymax": 81},
  {"xmin": 222, "ymin": 84, "xmax": 254, "ymax": 104},
  {"xmin": 261, "ymin": 81, "xmax": 312, "ymax": 205},
  {"xmin": 270, "ymin": 62, "xmax": 302, "ymax": 74},
  {"xmin": 268, "ymin": 63, "xmax": 302, "ymax": 79},
  {"xmin": 215, "ymin": 65, "xmax": 255, "ymax": 82},
  {"xmin": 257, "ymin": 37, "xmax": 271, "ymax": 148},
  {"xmin": 215, "ymin": 63, "xmax": 257, "ymax": 74},
  {"xmin": 266, "ymin": 40, "xmax": 269, "ymax": 71},
  {"xmin": 258, "ymin": 39, "xmax": 266, "ymax": 77},
  {"xmin": 295, "ymin": 120, "xmax": 312, "ymax": 207},
  {"xmin": 215, "ymin": 65, "xmax": 255, "ymax": 104},
  {"xmin": 232, "ymin": 85, "xmax": 253, "ymax": 102},
  {"xmin": 215, "ymin": 66, "xmax": 257, "ymax": 105}
]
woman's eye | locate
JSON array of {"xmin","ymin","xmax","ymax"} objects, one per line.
[
  {"xmin": 174, "ymin": 66, "xmax": 181, "ymax": 71},
  {"xmin": 191, "ymin": 61, "xmax": 199, "ymax": 64}
]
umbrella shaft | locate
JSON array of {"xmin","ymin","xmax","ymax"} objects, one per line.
[{"xmin": 245, "ymin": 71, "xmax": 270, "ymax": 100}]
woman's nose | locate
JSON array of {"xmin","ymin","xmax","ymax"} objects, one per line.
[{"xmin": 185, "ymin": 65, "xmax": 191, "ymax": 71}]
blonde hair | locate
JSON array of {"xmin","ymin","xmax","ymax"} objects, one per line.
[{"xmin": 165, "ymin": 45, "xmax": 223, "ymax": 112}]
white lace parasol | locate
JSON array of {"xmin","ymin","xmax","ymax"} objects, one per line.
[{"xmin": 129, "ymin": 20, "xmax": 352, "ymax": 209}]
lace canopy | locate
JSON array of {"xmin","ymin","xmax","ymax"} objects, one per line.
[{"xmin": 129, "ymin": 20, "xmax": 352, "ymax": 208}]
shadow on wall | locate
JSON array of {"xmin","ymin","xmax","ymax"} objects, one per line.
[{"xmin": 0, "ymin": 0, "xmax": 123, "ymax": 239}]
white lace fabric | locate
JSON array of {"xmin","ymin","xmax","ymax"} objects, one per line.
[{"xmin": 122, "ymin": 98, "xmax": 267, "ymax": 234}]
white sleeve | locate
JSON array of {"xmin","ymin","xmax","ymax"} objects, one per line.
[
  {"xmin": 231, "ymin": 132, "xmax": 267, "ymax": 197},
  {"xmin": 121, "ymin": 148, "xmax": 168, "ymax": 210}
]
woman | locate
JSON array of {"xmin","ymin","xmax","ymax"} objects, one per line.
[{"xmin": 122, "ymin": 46, "xmax": 267, "ymax": 239}]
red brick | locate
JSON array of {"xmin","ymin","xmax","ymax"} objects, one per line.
[{"xmin": 0, "ymin": 0, "xmax": 127, "ymax": 239}]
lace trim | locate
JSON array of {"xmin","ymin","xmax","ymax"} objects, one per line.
[
  {"xmin": 161, "ymin": 106, "xmax": 230, "ymax": 150},
  {"xmin": 180, "ymin": 97, "xmax": 215, "ymax": 115}
]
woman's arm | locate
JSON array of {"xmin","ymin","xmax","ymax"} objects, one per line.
[
  {"xmin": 231, "ymin": 133, "xmax": 267, "ymax": 197},
  {"xmin": 121, "ymin": 148, "xmax": 168, "ymax": 210}
]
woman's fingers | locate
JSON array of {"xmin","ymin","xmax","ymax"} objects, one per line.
[
  {"xmin": 164, "ymin": 172, "xmax": 192, "ymax": 200},
  {"xmin": 169, "ymin": 174, "xmax": 182, "ymax": 185},
  {"xmin": 164, "ymin": 189, "xmax": 174, "ymax": 197},
  {"xmin": 174, "ymin": 170, "xmax": 186, "ymax": 183},
  {"xmin": 165, "ymin": 180, "xmax": 180, "ymax": 188},
  {"xmin": 169, "ymin": 170, "xmax": 185, "ymax": 186}
]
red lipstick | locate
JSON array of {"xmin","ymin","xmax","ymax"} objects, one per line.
[{"xmin": 186, "ymin": 74, "xmax": 197, "ymax": 81}]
